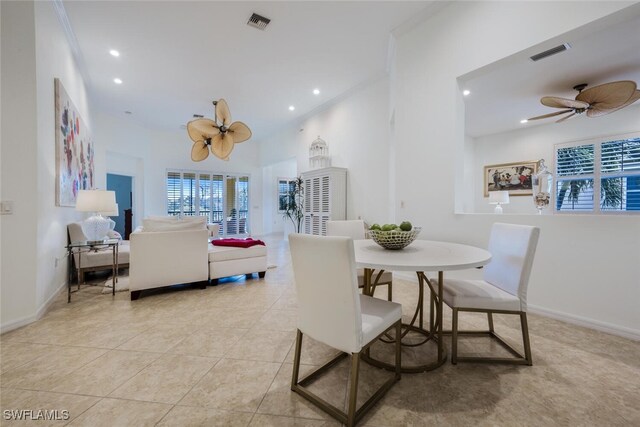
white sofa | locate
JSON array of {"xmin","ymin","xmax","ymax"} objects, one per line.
[
  {"xmin": 208, "ymin": 244, "xmax": 267, "ymax": 285},
  {"xmin": 129, "ymin": 216, "xmax": 209, "ymax": 300}
]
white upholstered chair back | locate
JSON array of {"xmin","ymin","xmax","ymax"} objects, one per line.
[
  {"xmin": 483, "ymin": 223, "xmax": 540, "ymax": 311},
  {"xmin": 326, "ymin": 220, "xmax": 366, "ymax": 240},
  {"xmin": 289, "ymin": 233, "xmax": 363, "ymax": 354},
  {"xmin": 68, "ymin": 222, "xmax": 87, "ymax": 243}
]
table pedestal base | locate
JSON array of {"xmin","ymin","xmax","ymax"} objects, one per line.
[{"xmin": 362, "ymin": 270, "xmax": 447, "ymax": 373}]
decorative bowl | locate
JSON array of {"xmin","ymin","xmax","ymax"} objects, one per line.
[{"xmin": 367, "ymin": 227, "xmax": 421, "ymax": 250}]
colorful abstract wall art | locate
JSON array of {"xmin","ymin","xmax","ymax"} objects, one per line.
[{"xmin": 55, "ymin": 78, "xmax": 94, "ymax": 206}]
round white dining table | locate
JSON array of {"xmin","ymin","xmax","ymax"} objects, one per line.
[{"xmin": 353, "ymin": 239, "xmax": 492, "ymax": 372}]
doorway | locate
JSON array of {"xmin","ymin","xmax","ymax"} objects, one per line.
[{"xmin": 107, "ymin": 173, "xmax": 133, "ymax": 238}]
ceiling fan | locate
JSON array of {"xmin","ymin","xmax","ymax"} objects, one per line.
[
  {"xmin": 186, "ymin": 99, "xmax": 252, "ymax": 161},
  {"xmin": 528, "ymin": 80, "xmax": 640, "ymax": 123}
]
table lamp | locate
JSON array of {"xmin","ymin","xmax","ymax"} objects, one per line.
[
  {"xmin": 75, "ymin": 190, "xmax": 117, "ymax": 242},
  {"xmin": 101, "ymin": 203, "xmax": 119, "ymax": 231},
  {"xmin": 489, "ymin": 191, "xmax": 509, "ymax": 214}
]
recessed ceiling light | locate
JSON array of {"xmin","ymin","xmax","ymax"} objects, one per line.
[
  {"xmin": 462, "ymin": 90, "xmax": 471, "ymax": 96},
  {"xmin": 289, "ymin": 105, "xmax": 295, "ymax": 111},
  {"xmin": 313, "ymin": 89, "xmax": 320, "ymax": 95},
  {"xmin": 113, "ymin": 78, "xmax": 123, "ymax": 84},
  {"xmin": 109, "ymin": 49, "xmax": 120, "ymax": 57},
  {"xmin": 520, "ymin": 119, "xmax": 528, "ymax": 124}
]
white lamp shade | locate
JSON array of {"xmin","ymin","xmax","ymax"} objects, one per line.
[
  {"xmin": 102, "ymin": 203, "xmax": 119, "ymax": 217},
  {"xmin": 489, "ymin": 191, "xmax": 510, "ymax": 205},
  {"xmin": 76, "ymin": 190, "xmax": 117, "ymax": 213}
]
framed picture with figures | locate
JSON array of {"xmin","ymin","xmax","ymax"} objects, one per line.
[{"xmin": 484, "ymin": 161, "xmax": 538, "ymax": 197}]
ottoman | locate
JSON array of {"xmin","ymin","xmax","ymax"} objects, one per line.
[{"xmin": 208, "ymin": 244, "xmax": 267, "ymax": 285}]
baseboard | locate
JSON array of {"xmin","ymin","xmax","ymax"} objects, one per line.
[
  {"xmin": 1, "ymin": 282, "xmax": 66, "ymax": 335},
  {"xmin": 527, "ymin": 304, "xmax": 640, "ymax": 341},
  {"xmin": 392, "ymin": 272, "xmax": 639, "ymax": 341},
  {"xmin": 0, "ymin": 313, "xmax": 38, "ymax": 334},
  {"xmin": 36, "ymin": 282, "xmax": 67, "ymax": 319}
]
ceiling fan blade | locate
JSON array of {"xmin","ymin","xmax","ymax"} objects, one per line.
[
  {"xmin": 587, "ymin": 89, "xmax": 640, "ymax": 118},
  {"xmin": 228, "ymin": 121, "xmax": 252, "ymax": 143},
  {"xmin": 555, "ymin": 112, "xmax": 576, "ymax": 123},
  {"xmin": 210, "ymin": 133, "xmax": 235, "ymax": 159},
  {"xmin": 527, "ymin": 110, "xmax": 573, "ymax": 121},
  {"xmin": 541, "ymin": 97, "xmax": 589, "ymax": 109},
  {"xmin": 576, "ymin": 80, "xmax": 637, "ymax": 111},
  {"xmin": 216, "ymin": 99, "xmax": 232, "ymax": 126},
  {"xmin": 191, "ymin": 141, "xmax": 209, "ymax": 162},
  {"xmin": 187, "ymin": 118, "xmax": 219, "ymax": 142}
]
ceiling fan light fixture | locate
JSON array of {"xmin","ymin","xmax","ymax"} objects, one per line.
[
  {"xmin": 528, "ymin": 80, "xmax": 639, "ymax": 123},
  {"xmin": 186, "ymin": 99, "xmax": 252, "ymax": 162}
]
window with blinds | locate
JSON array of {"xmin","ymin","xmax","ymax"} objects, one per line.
[
  {"xmin": 555, "ymin": 135, "xmax": 640, "ymax": 214},
  {"xmin": 277, "ymin": 178, "xmax": 296, "ymax": 212},
  {"xmin": 166, "ymin": 171, "xmax": 244, "ymax": 223}
]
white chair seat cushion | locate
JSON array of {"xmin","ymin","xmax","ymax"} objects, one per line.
[
  {"xmin": 356, "ymin": 269, "xmax": 392, "ymax": 288},
  {"xmin": 442, "ymin": 279, "xmax": 521, "ymax": 311},
  {"xmin": 359, "ymin": 294, "xmax": 402, "ymax": 346},
  {"xmin": 208, "ymin": 244, "xmax": 267, "ymax": 262}
]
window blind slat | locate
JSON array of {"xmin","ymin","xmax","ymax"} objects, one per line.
[{"xmin": 556, "ymin": 144, "xmax": 594, "ymax": 177}]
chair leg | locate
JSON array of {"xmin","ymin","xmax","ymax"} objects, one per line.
[
  {"xmin": 346, "ymin": 352, "xmax": 361, "ymax": 427},
  {"xmin": 291, "ymin": 330, "xmax": 303, "ymax": 389},
  {"xmin": 451, "ymin": 308, "xmax": 459, "ymax": 365},
  {"xmin": 520, "ymin": 312, "xmax": 533, "ymax": 366},
  {"xmin": 388, "ymin": 283, "xmax": 392, "ymax": 301},
  {"xmin": 488, "ymin": 312, "xmax": 495, "ymax": 333},
  {"xmin": 395, "ymin": 320, "xmax": 402, "ymax": 380}
]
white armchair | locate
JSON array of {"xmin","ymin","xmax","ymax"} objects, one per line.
[
  {"xmin": 289, "ymin": 233, "xmax": 402, "ymax": 427},
  {"xmin": 442, "ymin": 222, "xmax": 540, "ymax": 365},
  {"xmin": 67, "ymin": 223, "xmax": 130, "ymax": 282},
  {"xmin": 326, "ymin": 220, "xmax": 394, "ymax": 301}
]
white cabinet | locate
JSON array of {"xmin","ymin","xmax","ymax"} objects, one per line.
[{"xmin": 301, "ymin": 167, "xmax": 347, "ymax": 236}]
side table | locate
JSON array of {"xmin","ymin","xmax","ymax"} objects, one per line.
[{"xmin": 66, "ymin": 239, "xmax": 119, "ymax": 302}]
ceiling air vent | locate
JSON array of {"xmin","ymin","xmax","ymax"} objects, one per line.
[
  {"xmin": 247, "ymin": 13, "xmax": 271, "ymax": 31},
  {"xmin": 530, "ymin": 43, "xmax": 571, "ymax": 62}
]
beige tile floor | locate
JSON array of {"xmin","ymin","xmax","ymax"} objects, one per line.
[{"xmin": 1, "ymin": 233, "xmax": 639, "ymax": 426}]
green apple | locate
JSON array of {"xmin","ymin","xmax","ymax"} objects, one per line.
[{"xmin": 400, "ymin": 221, "xmax": 412, "ymax": 231}]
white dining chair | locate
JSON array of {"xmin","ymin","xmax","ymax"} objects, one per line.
[
  {"xmin": 442, "ymin": 223, "xmax": 540, "ymax": 365},
  {"xmin": 288, "ymin": 233, "xmax": 402, "ymax": 427},
  {"xmin": 327, "ymin": 220, "xmax": 394, "ymax": 301}
]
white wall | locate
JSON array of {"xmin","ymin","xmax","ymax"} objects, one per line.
[
  {"xmin": 1, "ymin": 0, "xmax": 39, "ymax": 329},
  {"xmin": 262, "ymin": 158, "xmax": 297, "ymax": 235},
  {"xmin": 34, "ymin": 0, "xmax": 93, "ymax": 310},
  {"xmin": 94, "ymin": 111, "xmax": 152, "ymax": 230},
  {"xmin": 1, "ymin": 0, "xmax": 91, "ymax": 331},
  {"xmin": 471, "ymin": 105, "xmax": 640, "ymax": 214},
  {"xmin": 393, "ymin": 1, "xmax": 639, "ymax": 337},
  {"xmin": 94, "ymin": 112, "xmax": 264, "ymax": 235},
  {"xmin": 259, "ymin": 77, "xmax": 393, "ymax": 225}
]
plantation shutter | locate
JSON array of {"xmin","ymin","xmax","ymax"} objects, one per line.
[
  {"xmin": 555, "ymin": 144, "xmax": 594, "ymax": 212},
  {"xmin": 167, "ymin": 172, "xmax": 181, "ymax": 216},
  {"xmin": 600, "ymin": 138, "xmax": 640, "ymax": 212}
]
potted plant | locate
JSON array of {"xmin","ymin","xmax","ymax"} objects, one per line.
[{"xmin": 282, "ymin": 177, "xmax": 304, "ymax": 234}]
